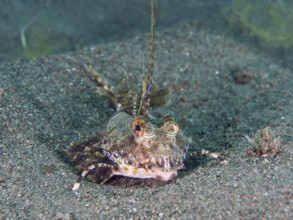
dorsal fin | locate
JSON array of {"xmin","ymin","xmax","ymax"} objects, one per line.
[{"xmin": 138, "ymin": 0, "xmax": 156, "ymax": 116}]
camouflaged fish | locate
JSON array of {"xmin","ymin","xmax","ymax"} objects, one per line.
[{"xmin": 66, "ymin": 0, "xmax": 221, "ymax": 190}]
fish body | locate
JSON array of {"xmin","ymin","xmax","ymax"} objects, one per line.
[
  {"xmin": 67, "ymin": 111, "xmax": 191, "ymax": 189},
  {"xmin": 66, "ymin": 0, "xmax": 191, "ymax": 190}
]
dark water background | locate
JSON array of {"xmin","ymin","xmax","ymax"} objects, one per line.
[{"xmin": 0, "ymin": 0, "xmax": 292, "ymax": 69}]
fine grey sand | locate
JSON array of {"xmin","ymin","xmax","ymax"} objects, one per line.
[{"xmin": 0, "ymin": 20, "xmax": 292, "ymax": 219}]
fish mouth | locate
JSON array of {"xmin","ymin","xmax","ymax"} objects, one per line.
[
  {"xmin": 116, "ymin": 156, "xmax": 185, "ymax": 181},
  {"xmin": 147, "ymin": 155, "xmax": 185, "ymax": 171},
  {"xmin": 103, "ymin": 146, "xmax": 189, "ymax": 180},
  {"xmin": 115, "ymin": 166, "xmax": 179, "ymax": 181}
]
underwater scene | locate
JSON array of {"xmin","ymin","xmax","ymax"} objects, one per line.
[
  {"xmin": 0, "ymin": 0, "xmax": 292, "ymax": 219},
  {"xmin": 1, "ymin": 0, "xmax": 292, "ymax": 67}
]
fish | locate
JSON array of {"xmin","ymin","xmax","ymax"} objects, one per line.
[{"xmin": 66, "ymin": 0, "xmax": 223, "ymax": 190}]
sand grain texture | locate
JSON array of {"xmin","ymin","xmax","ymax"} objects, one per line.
[{"xmin": 0, "ymin": 22, "xmax": 292, "ymax": 219}]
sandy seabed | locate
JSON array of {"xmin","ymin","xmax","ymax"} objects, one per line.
[{"xmin": 0, "ymin": 21, "xmax": 292, "ymax": 219}]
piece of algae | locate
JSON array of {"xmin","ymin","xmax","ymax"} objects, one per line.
[{"xmin": 224, "ymin": 0, "xmax": 293, "ymax": 49}]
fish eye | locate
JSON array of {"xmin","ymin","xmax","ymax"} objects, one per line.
[
  {"xmin": 161, "ymin": 115, "xmax": 179, "ymax": 137},
  {"xmin": 132, "ymin": 116, "xmax": 156, "ymax": 141},
  {"xmin": 132, "ymin": 116, "xmax": 146, "ymax": 137},
  {"xmin": 135, "ymin": 124, "xmax": 141, "ymax": 131}
]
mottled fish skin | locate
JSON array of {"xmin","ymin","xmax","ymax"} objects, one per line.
[
  {"xmin": 66, "ymin": 0, "xmax": 192, "ymax": 190},
  {"xmin": 67, "ymin": 112, "xmax": 191, "ymax": 186},
  {"xmin": 102, "ymin": 112, "xmax": 191, "ymax": 180}
]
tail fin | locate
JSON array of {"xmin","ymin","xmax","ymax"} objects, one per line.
[{"xmin": 138, "ymin": 0, "xmax": 156, "ymax": 116}]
